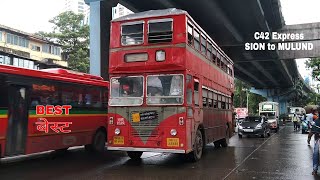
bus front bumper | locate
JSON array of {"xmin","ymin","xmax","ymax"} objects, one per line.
[{"xmin": 108, "ymin": 147, "xmax": 186, "ymax": 153}]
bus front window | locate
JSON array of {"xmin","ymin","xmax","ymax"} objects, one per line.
[
  {"xmin": 110, "ymin": 76, "xmax": 143, "ymax": 106},
  {"xmin": 147, "ymin": 74, "xmax": 184, "ymax": 105}
]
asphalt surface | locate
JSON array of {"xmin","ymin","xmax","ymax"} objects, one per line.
[{"xmin": 0, "ymin": 125, "xmax": 319, "ymax": 180}]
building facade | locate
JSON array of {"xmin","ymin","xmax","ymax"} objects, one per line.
[
  {"xmin": 0, "ymin": 25, "xmax": 67, "ymax": 70},
  {"xmin": 112, "ymin": 3, "xmax": 133, "ymax": 20},
  {"xmin": 65, "ymin": 0, "xmax": 90, "ymax": 25},
  {"xmin": 64, "ymin": 0, "xmax": 89, "ymax": 14}
]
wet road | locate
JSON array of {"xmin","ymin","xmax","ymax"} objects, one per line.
[{"xmin": 0, "ymin": 125, "xmax": 318, "ymax": 180}]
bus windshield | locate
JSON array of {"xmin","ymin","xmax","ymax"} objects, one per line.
[
  {"xmin": 260, "ymin": 112, "xmax": 275, "ymax": 118},
  {"xmin": 110, "ymin": 76, "xmax": 144, "ymax": 106},
  {"xmin": 147, "ymin": 74, "xmax": 183, "ymax": 105}
]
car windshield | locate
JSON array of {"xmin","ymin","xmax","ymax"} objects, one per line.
[
  {"xmin": 146, "ymin": 74, "xmax": 184, "ymax": 105},
  {"xmin": 260, "ymin": 112, "xmax": 275, "ymax": 118},
  {"xmin": 109, "ymin": 76, "xmax": 143, "ymax": 106},
  {"xmin": 244, "ymin": 117, "xmax": 262, "ymax": 122}
]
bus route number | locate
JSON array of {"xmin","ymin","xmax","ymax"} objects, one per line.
[{"xmin": 254, "ymin": 32, "xmax": 270, "ymax": 40}]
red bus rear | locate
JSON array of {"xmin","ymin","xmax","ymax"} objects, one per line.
[
  {"xmin": 0, "ymin": 65, "xmax": 109, "ymax": 159},
  {"xmin": 107, "ymin": 8, "xmax": 234, "ymax": 161}
]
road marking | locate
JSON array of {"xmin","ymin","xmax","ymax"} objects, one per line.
[{"xmin": 223, "ymin": 127, "xmax": 283, "ymax": 179}]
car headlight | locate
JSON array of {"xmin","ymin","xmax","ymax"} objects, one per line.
[
  {"xmin": 256, "ymin": 124, "xmax": 262, "ymax": 129},
  {"xmin": 115, "ymin": 128, "xmax": 121, "ymax": 135},
  {"xmin": 170, "ymin": 129, "xmax": 177, "ymax": 136}
]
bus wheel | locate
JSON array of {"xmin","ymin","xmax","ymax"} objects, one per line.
[
  {"xmin": 214, "ymin": 141, "xmax": 221, "ymax": 148},
  {"xmin": 92, "ymin": 130, "xmax": 107, "ymax": 153},
  {"xmin": 188, "ymin": 129, "xmax": 203, "ymax": 162},
  {"xmin": 220, "ymin": 126, "xmax": 229, "ymax": 147},
  {"xmin": 127, "ymin": 151, "xmax": 143, "ymax": 160}
]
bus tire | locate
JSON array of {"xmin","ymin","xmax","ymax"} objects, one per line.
[
  {"xmin": 92, "ymin": 130, "xmax": 107, "ymax": 153},
  {"xmin": 214, "ymin": 141, "xmax": 221, "ymax": 148},
  {"xmin": 127, "ymin": 151, "xmax": 143, "ymax": 160},
  {"xmin": 187, "ymin": 129, "xmax": 203, "ymax": 162},
  {"xmin": 220, "ymin": 125, "xmax": 230, "ymax": 147}
]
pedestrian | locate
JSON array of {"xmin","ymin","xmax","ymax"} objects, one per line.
[
  {"xmin": 308, "ymin": 109, "xmax": 319, "ymax": 145},
  {"xmin": 297, "ymin": 115, "xmax": 301, "ymax": 131},
  {"xmin": 292, "ymin": 114, "xmax": 299, "ymax": 131},
  {"xmin": 311, "ymin": 115, "xmax": 320, "ymax": 175}
]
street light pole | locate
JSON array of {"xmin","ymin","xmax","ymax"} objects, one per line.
[{"xmin": 247, "ymin": 89, "xmax": 249, "ymax": 114}]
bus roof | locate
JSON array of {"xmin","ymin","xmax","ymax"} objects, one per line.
[
  {"xmin": 111, "ymin": 8, "xmax": 233, "ymax": 65},
  {"xmin": 112, "ymin": 8, "xmax": 187, "ymax": 22},
  {"xmin": 0, "ymin": 65, "xmax": 108, "ymax": 87}
]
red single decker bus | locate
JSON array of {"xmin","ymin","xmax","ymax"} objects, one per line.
[
  {"xmin": 0, "ymin": 65, "xmax": 108, "ymax": 160},
  {"xmin": 107, "ymin": 8, "xmax": 234, "ymax": 161}
]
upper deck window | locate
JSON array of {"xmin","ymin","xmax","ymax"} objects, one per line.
[
  {"xmin": 121, "ymin": 21, "xmax": 144, "ymax": 46},
  {"xmin": 148, "ymin": 19, "xmax": 173, "ymax": 44},
  {"xmin": 194, "ymin": 29, "xmax": 200, "ymax": 51}
]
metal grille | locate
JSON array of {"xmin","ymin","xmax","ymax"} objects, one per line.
[{"xmin": 130, "ymin": 111, "xmax": 159, "ymax": 137}]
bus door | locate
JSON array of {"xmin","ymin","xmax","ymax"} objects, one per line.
[
  {"xmin": 5, "ymin": 85, "xmax": 29, "ymax": 156},
  {"xmin": 193, "ymin": 78, "xmax": 202, "ymax": 124}
]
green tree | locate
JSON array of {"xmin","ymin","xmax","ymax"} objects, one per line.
[
  {"xmin": 306, "ymin": 57, "xmax": 320, "ymax": 81},
  {"xmin": 233, "ymin": 79, "xmax": 267, "ymax": 115},
  {"xmin": 38, "ymin": 11, "xmax": 89, "ymax": 73}
]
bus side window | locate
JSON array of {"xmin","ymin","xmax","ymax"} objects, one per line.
[
  {"xmin": 213, "ymin": 93, "xmax": 218, "ymax": 108},
  {"xmin": 0, "ymin": 77, "xmax": 8, "ymax": 109},
  {"xmin": 194, "ymin": 80, "xmax": 199, "ymax": 106},
  {"xmin": 208, "ymin": 91, "xmax": 213, "ymax": 108},
  {"xmin": 187, "ymin": 23, "xmax": 193, "ymax": 46},
  {"xmin": 221, "ymin": 96, "xmax": 226, "ymax": 109},
  {"xmin": 202, "ymin": 88, "xmax": 208, "ymax": 107},
  {"xmin": 218, "ymin": 94, "xmax": 222, "ymax": 109}
]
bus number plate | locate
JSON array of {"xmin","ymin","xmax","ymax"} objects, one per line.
[
  {"xmin": 113, "ymin": 136, "xmax": 124, "ymax": 145},
  {"xmin": 132, "ymin": 113, "xmax": 140, "ymax": 123},
  {"xmin": 167, "ymin": 138, "xmax": 179, "ymax": 147}
]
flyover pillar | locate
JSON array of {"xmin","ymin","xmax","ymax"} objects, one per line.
[
  {"xmin": 251, "ymin": 88, "xmax": 288, "ymax": 115},
  {"xmin": 85, "ymin": 0, "xmax": 118, "ymax": 80}
]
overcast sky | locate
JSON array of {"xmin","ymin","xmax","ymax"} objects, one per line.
[
  {"xmin": 0, "ymin": 0, "xmax": 319, "ymax": 85},
  {"xmin": 0, "ymin": 0, "xmax": 64, "ymax": 33}
]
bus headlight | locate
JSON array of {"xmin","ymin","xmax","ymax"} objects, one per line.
[
  {"xmin": 115, "ymin": 128, "xmax": 121, "ymax": 135},
  {"xmin": 156, "ymin": 50, "xmax": 165, "ymax": 61},
  {"xmin": 170, "ymin": 129, "xmax": 177, "ymax": 136}
]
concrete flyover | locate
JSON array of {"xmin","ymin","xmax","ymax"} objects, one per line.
[{"xmin": 85, "ymin": 0, "xmax": 319, "ymax": 111}]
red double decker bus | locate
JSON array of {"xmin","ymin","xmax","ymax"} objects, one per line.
[
  {"xmin": 0, "ymin": 65, "xmax": 108, "ymax": 160},
  {"xmin": 107, "ymin": 8, "xmax": 234, "ymax": 161}
]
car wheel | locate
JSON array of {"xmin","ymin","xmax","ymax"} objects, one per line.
[{"xmin": 261, "ymin": 129, "xmax": 266, "ymax": 138}]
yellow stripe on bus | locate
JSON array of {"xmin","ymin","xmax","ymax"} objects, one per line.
[
  {"xmin": 0, "ymin": 115, "xmax": 7, "ymax": 118},
  {"xmin": 29, "ymin": 114, "xmax": 107, "ymax": 118}
]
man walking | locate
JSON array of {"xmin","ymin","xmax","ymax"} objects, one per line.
[
  {"xmin": 292, "ymin": 114, "xmax": 299, "ymax": 131},
  {"xmin": 308, "ymin": 109, "xmax": 319, "ymax": 145}
]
